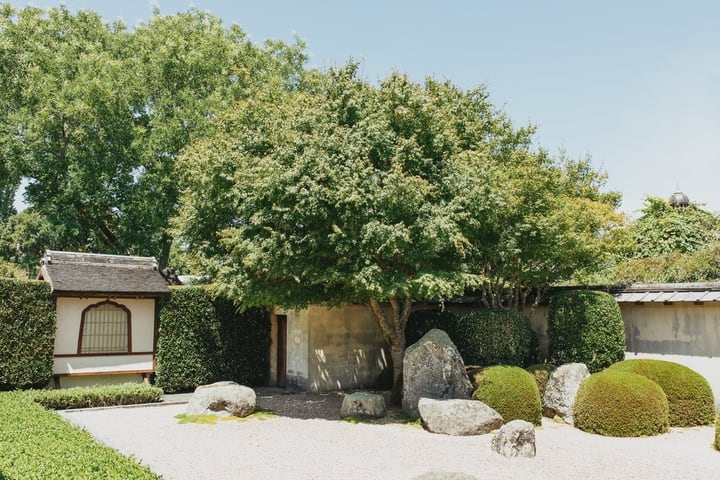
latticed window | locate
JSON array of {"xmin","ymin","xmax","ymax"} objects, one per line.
[{"xmin": 78, "ymin": 301, "xmax": 131, "ymax": 354}]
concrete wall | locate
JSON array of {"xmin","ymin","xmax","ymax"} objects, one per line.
[
  {"xmin": 273, "ymin": 304, "xmax": 389, "ymax": 392},
  {"xmin": 53, "ymin": 297, "xmax": 156, "ymax": 381},
  {"xmin": 529, "ymin": 301, "xmax": 720, "ymax": 409}
]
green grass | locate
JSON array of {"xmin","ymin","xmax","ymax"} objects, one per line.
[
  {"xmin": 175, "ymin": 407, "xmax": 278, "ymax": 424},
  {"xmin": 0, "ymin": 391, "xmax": 160, "ymax": 479}
]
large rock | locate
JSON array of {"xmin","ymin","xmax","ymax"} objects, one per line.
[
  {"xmin": 418, "ymin": 398, "xmax": 503, "ymax": 436},
  {"xmin": 491, "ymin": 420, "xmax": 536, "ymax": 458},
  {"xmin": 340, "ymin": 392, "xmax": 387, "ymax": 419},
  {"xmin": 402, "ymin": 329, "xmax": 474, "ymax": 417},
  {"xmin": 186, "ymin": 381, "xmax": 256, "ymax": 418},
  {"xmin": 542, "ymin": 363, "xmax": 590, "ymax": 424}
]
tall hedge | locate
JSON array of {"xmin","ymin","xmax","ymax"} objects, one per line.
[
  {"xmin": 0, "ymin": 278, "xmax": 56, "ymax": 390},
  {"xmin": 450, "ymin": 309, "xmax": 534, "ymax": 366},
  {"xmin": 405, "ymin": 309, "xmax": 456, "ymax": 346},
  {"xmin": 547, "ymin": 290, "xmax": 625, "ymax": 373},
  {"xmin": 155, "ymin": 287, "xmax": 270, "ymax": 392}
]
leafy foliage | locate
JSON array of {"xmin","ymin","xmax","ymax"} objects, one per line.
[
  {"xmin": 0, "ymin": 390, "xmax": 160, "ymax": 479},
  {"xmin": 472, "ymin": 365, "xmax": 542, "ymax": 425},
  {"xmin": 405, "ymin": 309, "xmax": 456, "ymax": 346},
  {"xmin": 33, "ymin": 383, "xmax": 163, "ymax": 410},
  {"xmin": 608, "ymin": 359, "xmax": 714, "ymax": 427},
  {"xmin": 526, "ymin": 363, "xmax": 556, "ymax": 399},
  {"xmin": 0, "ymin": 278, "xmax": 55, "ymax": 389},
  {"xmin": 0, "ymin": 5, "xmax": 306, "ymax": 269},
  {"xmin": 715, "ymin": 411, "xmax": 720, "ymax": 451},
  {"xmin": 450, "ymin": 309, "xmax": 535, "ymax": 366},
  {"xmin": 573, "ymin": 370, "xmax": 669, "ymax": 437},
  {"xmin": 547, "ymin": 290, "xmax": 625, "ymax": 373},
  {"xmin": 611, "ymin": 196, "xmax": 720, "ymax": 283},
  {"xmin": 155, "ymin": 287, "xmax": 270, "ymax": 392}
]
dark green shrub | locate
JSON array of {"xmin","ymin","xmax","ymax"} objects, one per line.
[
  {"xmin": 608, "ymin": 359, "xmax": 715, "ymax": 427},
  {"xmin": 472, "ymin": 365, "xmax": 542, "ymax": 425},
  {"xmin": 547, "ymin": 290, "xmax": 625, "ymax": 373},
  {"xmin": 0, "ymin": 278, "xmax": 56, "ymax": 390},
  {"xmin": 450, "ymin": 309, "xmax": 534, "ymax": 366},
  {"xmin": 406, "ymin": 309, "xmax": 456, "ymax": 346},
  {"xmin": 574, "ymin": 370, "xmax": 669, "ymax": 437},
  {"xmin": 0, "ymin": 391, "xmax": 160, "ymax": 479},
  {"xmin": 155, "ymin": 287, "xmax": 270, "ymax": 392},
  {"xmin": 526, "ymin": 363, "xmax": 556, "ymax": 400},
  {"xmin": 33, "ymin": 383, "xmax": 163, "ymax": 410}
]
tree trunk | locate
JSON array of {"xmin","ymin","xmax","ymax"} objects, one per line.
[{"xmin": 369, "ymin": 296, "xmax": 412, "ymax": 405}]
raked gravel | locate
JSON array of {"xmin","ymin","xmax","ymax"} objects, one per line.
[{"xmin": 59, "ymin": 400, "xmax": 720, "ymax": 480}]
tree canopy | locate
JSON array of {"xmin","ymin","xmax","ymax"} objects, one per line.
[
  {"xmin": 0, "ymin": 5, "xmax": 306, "ymax": 271},
  {"xmin": 174, "ymin": 64, "xmax": 622, "ymax": 392}
]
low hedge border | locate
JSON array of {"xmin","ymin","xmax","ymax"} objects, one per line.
[{"xmin": 33, "ymin": 383, "xmax": 163, "ymax": 410}]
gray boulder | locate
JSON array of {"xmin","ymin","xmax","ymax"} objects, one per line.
[
  {"xmin": 418, "ymin": 398, "xmax": 503, "ymax": 436},
  {"xmin": 542, "ymin": 362, "xmax": 590, "ymax": 424},
  {"xmin": 186, "ymin": 381, "xmax": 256, "ymax": 418},
  {"xmin": 491, "ymin": 420, "xmax": 536, "ymax": 458},
  {"xmin": 402, "ymin": 329, "xmax": 474, "ymax": 417},
  {"xmin": 340, "ymin": 392, "xmax": 386, "ymax": 419}
]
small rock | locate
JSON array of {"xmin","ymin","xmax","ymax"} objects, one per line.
[
  {"xmin": 186, "ymin": 381, "xmax": 256, "ymax": 418},
  {"xmin": 340, "ymin": 392, "xmax": 386, "ymax": 418},
  {"xmin": 542, "ymin": 363, "xmax": 590, "ymax": 424},
  {"xmin": 491, "ymin": 420, "xmax": 536, "ymax": 458},
  {"xmin": 418, "ymin": 398, "xmax": 503, "ymax": 436}
]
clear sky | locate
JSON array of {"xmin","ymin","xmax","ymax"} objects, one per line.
[{"xmin": 14, "ymin": 0, "xmax": 720, "ymax": 217}]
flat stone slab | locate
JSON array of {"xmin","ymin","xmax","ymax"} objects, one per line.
[
  {"xmin": 340, "ymin": 392, "xmax": 386, "ymax": 418},
  {"xmin": 419, "ymin": 398, "xmax": 503, "ymax": 436}
]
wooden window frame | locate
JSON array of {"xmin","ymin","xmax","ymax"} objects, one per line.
[{"xmin": 77, "ymin": 300, "xmax": 132, "ymax": 355}]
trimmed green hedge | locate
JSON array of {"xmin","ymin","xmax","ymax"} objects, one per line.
[
  {"xmin": 0, "ymin": 391, "xmax": 160, "ymax": 479},
  {"xmin": 547, "ymin": 290, "xmax": 625, "ymax": 373},
  {"xmin": 472, "ymin": 365, "xmax": 542, "ymax": 425},
  {"xmin": 574, "ymin": 370, "xmax": 669, "ymax": 437},
  {"xmin": 0, "ymin": 278, "xmax": 56, "ymax": 390},
  {"xmin": 451, "ymin": 309, "xmax": 534, "ymax": 367},
  {"xmin": 406, "ymin": 309, "xmax": 456, "ymax": 346},
  {"xmin": 155, "ymin": 287, "xmax": 270, "ymax": 392},
  {"xmin": 608, "ymin": 359, "xmax": 715, "ymax": 427},
  {"xmin": 33, "ymin": 383, "xmax": 163, "ymax": 410}
]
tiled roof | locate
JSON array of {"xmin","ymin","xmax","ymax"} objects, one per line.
[{"xmin": 37, "ymin": 250, "xmax": 169, "ymax": 297}]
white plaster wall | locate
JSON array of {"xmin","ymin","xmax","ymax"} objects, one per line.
[
  {"xmin": 56, "ymin": 373, "xmax": 146, "ymax": 389},
  {"xmin": 54, "ymin": 297, "xmax": 156, "ymax": 355}
]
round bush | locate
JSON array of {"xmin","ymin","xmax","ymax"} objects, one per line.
[
  {"xmin": 715, "ymin": 411, "xmax": 720, "ymax": 451},
  {"xmin": 608, "ymin": 359, "xmax": 715, "ymax": 427},
  {"xmin": 472, "ymin": 365, "xmax": 542, "ymax": 425},
  {"xmin": 547, "ymin": 290, "xmax": 625, "ymax": 373},
  {"xmin": 574, "ymin": 370, "xmax": 669, "ymax": 437},
  {"xmin": 405, "ymin": 309, "xmax": 456, "ymax": 346},
  {"xmin": 449, "ymin": 309, "xmax": 534, "ymax": 366},
  {"xmin": 526, "ymin": 363, "xmax": 556, "ymax": 400}
]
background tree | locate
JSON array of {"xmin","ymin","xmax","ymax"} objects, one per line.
[
  {"xmin": 0, "ymin": 5, "xmax": 306, "ymax": 270},
  {"xmin": 613, "ymin": 196, "xmax": 720, "ymax": 283}
]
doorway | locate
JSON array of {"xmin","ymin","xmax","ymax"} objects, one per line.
[{"xmin": 276, "ymin": 315, "xmax": 287, "ymax": 388}]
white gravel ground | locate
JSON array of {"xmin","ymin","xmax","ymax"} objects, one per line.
[{"xmin": 60, "ymin": 403, "xmax": 720, "ymax": 480}]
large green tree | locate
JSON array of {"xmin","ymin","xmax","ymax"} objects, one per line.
[
  {"xmin": 175, "ymin": 65, "xmax": 620, "ymax": 394},
  {"xmin": 0, "ymin": 5, "xmax": 306, "ymax": 269}
]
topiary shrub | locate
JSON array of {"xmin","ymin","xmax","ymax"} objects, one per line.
[
  {"xmin": 573, "ymin": 369, "xmax": 669, "ymax": 437},
  {"xmin": 472, "ymin": 365, "xmax": 542, "ymax": 425},
  {"xmin": 526, "ymin": 363, "xmax": 556, "ymax": 400},
  {"xmin": 547, "ymin": 290, "xmax": 625, "ymax": 373},
  {"xmin": 405, "ymin": 309, "xmax": 456, "ymax": 346},
  {"xmin": 449, "ymin": 309, "xmax": 534, "ymax": 367},
  {"xmin": 715, "ymin": 411, "xmax": 720, "ymax": 451},
  {"xmin": 608, "ymin": 359, "xmax": 715, "ymax": 427}
]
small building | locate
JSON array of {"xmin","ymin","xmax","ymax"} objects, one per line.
[{"xmin": 37, "ymin": 250, "xmax": 169, "ymax": 388}]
